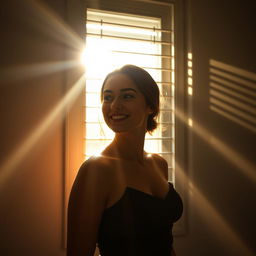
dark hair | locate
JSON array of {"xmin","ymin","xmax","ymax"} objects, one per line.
[{"xmin": 101, "ymin": 65, "xmax": 160, "ymax": 133}]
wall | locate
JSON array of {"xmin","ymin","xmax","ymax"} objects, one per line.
[
  {"xmin": 1, "ymin": 0, "xmax": 255, "ymax": 256},
  {"xmin": 175, "ymin": 0, "xmax": 256, "ymax": 255},
  {"xmin": 0, "ymin": 0, "xmax": 75, "ymax": 255}
]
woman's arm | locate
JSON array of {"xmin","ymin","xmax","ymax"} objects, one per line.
[
  {"xmin": 152, "ymin": 154, "xmax": 177, "ymax": 256},
  {"xmin": 171, "ymin": 248, "xmax": 177, "ymax": 256},
  {"xmin": 67, "ymin": 159, "xmax": 110, "ymax": 256}
]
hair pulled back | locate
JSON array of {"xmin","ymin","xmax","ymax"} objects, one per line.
[{"xmin": 101, "ymin": 65, "xmax": 160, "ymax": 133}]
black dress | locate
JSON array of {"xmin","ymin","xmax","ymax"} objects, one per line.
[{"xmin": 97, "ymin": 182, "xmax": 183, "ymax": 256}]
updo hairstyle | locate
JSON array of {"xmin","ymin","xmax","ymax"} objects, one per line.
[{"xmin": 101, "ymin": 65, "xmax": 160, "ymax": 133}]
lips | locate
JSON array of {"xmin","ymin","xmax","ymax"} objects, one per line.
[{"xmin": 110, "ymin": 114, "xmax": 129, "ymax": 121}]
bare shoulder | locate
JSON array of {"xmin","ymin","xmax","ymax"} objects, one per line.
[
  {"xmin": 150, "ymin": 153, "xmax": 168, "ymax": 180},
  {"xmin": 78, "ymin": 155, "xmax": 112, "ymax": 176},
  {"xmin": 151, "ymin": 153, "xmax": 168, "ymax": 168},
  {"xmin": 74, "ymin": 155, "xmax": 114, "ymax": 188},
  {"xmin": 70, "ymin": 155, "xmax": 117, "ymax": 204},
  {"xmin": 67, "ymin": 156, "xmax": 114, "ymax": 255}
]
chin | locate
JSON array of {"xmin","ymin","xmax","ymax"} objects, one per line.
[
  {"xmin": 109, "ymin": 127, "xmax": 128, "ymax": 133},
  {"xmin": 106, "ymin": 121, "xmax": 146, "ymax": 134},
  {"xmin": 109, "ymin": 126, "xmax": 145, "ymax": 134}
]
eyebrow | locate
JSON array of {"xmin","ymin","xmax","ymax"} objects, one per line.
[{"xmin": 103, "ymin": 88, "xmax": 137, "ymax": 93}]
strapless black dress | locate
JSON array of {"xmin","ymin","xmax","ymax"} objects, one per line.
[{"xmin": 97, "ymin": 182, "xmax": 183, "ymax": 256}]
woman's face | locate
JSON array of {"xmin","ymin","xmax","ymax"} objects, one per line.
[{"xmin": 101, "ymin": 73, "xmax": 151, "ymax": 133}]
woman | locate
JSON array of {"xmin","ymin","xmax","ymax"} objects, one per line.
[{"xmin": 67, "ymin": 65, "xmax": 183, "ymax": 256}]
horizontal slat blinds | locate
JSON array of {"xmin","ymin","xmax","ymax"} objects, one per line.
[{"xmin": 84, "ymin": 8, "xmax": 175, "ymax": 181}]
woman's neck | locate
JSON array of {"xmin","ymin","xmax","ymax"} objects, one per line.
[{"xmin": 105, "ymin": 130, "xmax": 147, "ymax": 163}]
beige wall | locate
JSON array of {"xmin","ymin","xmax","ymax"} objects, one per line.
[
  {"xmin": 0, "ymin": 0, "xmax": 255, "ymax": 256},
  {"xmin": 0, "ymin": 0, "xmax": 70, "ymax": 255},
  {"xmin": 175, "ymin": 0, "xmax": 256, "ymax": 255}
]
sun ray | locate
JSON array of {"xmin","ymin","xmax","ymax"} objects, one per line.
[
  {"xmin": 1, "ymin": 60, "xmax": 80, "ymax": 84},
  {"xmin": 21, "ymin": 0, "xmax": 85, "ymax": 51},
  {"xmin": 176, "ymin": 163, "xmax": 254, "ymax": 256},
  {"xmin": 175, "ymin": 108, "xmax": 256, "ymax": 183},
  {"xmin": 0, "ymin": 73, "xmax": 86, "ymax": 189}
]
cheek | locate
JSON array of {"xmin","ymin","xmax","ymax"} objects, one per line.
[{"xmin": 101, "ymin": 104, "xmax": 109, "ymax": 120}]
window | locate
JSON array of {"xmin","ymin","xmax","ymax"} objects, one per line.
[{"xmin": 82, "ymin": 8, "xmax": 175, "ymax": 182}]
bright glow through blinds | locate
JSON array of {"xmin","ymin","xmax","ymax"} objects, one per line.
[{"xmin": 83, "ymin": 9, "xmax": 175, "ymax": 182}]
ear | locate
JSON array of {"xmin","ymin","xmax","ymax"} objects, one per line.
[{"xmin": 148, "ymin": 107, "xmax": 154, "ymax": 115}]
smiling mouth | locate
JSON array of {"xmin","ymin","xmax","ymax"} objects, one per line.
[{"xmin": 110, "ymin": 114, "xmax": 129, "ymax": 121}]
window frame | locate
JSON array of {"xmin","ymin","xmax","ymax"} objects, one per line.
[{"xmin": 64, "ymin": 0, "xmax": 187, "ymax": 246}]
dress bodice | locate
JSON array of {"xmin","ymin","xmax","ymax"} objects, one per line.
[{"xmin": 97, "ymin": 182, "xmax": 183, "ymax": 256}]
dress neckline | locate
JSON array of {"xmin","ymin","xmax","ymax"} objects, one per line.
[
  {"xmin": 127, "ymin": 182, "xmax": 172, "ymax": 201},
  {"xmin": 105, "ymin": 182, "xmax": 172, "ymax": 212}
]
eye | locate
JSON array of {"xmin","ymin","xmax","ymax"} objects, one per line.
[
  {"xmin": 122, "ymin": 93, "xmax": 135, "ymax": 100},
  {"xmin": 103, "ymin": 94, "xmax": 113, "ymax": 102}
]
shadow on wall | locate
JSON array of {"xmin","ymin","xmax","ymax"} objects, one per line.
[
  {"xmin": 175, "ymin": 161, "xmax": 255, "ymax": 256},
  {"xmin": 209, "ymin": 59, "xmax": 256, "ymax": 133}
]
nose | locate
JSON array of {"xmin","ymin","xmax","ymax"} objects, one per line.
[{"xmin": 111, "ymin": 96, "xmax": 123, "ymax": 110}]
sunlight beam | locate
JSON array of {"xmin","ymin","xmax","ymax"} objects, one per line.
[
  {"xmin": 175, "ymin": 108, "xmax": 256, "ymax": 184},
  {"xmin": 1, "ymin": 60, "xmax": 79, "ymax": 84},
  {"xmin": 0, "ymin": 73, "xmax": 86, "ymax": 189},
  {"xmin": 209, "ymin": 60, "xmax": 256, "ymax": 133},
  {"xmin": 210, "ymin": 59, "xmax": 256, "ymax": 83},
  {"xmin": 176, "ymin": 163, "xmax": 254, "ymax": 256},
  {"xmin": 22, "ymin": 0, "xmax": 84, "ymax": 51}
]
